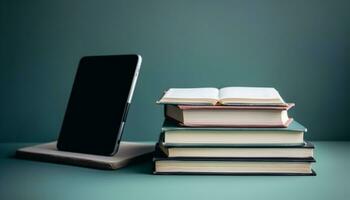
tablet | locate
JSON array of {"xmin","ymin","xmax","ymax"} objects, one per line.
[{"xmin": 57, "ymin": 55, "xmax": 142, "ymax": 155}]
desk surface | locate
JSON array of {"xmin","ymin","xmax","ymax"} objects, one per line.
[{"xmin": 0, "ymin": 142, "xmax": 349, "ymax": 200}]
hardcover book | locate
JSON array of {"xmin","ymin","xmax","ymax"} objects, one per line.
[
  {"xmin": 164, "ymin": 104, "xmax": 294, "ymax": 127},
  {"xmin": 161, "ymin": 120, "xmax": 307, "ymax": 145},
  {"xmin": 153, "ymin": 146, "xmax": 316, "ymax": 175},
  {"xmin": 159, "ymin": 141, "xmax": 314, "ymax": 158}
]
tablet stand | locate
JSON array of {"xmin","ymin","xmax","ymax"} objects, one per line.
[{"xmin": 16, "ymin": 141, "xmax": 155, "ymax": 170}]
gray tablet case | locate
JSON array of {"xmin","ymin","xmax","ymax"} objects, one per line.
[{"xmin": 16, "ymin": 141, "xmax": 155, "ymax": 170}]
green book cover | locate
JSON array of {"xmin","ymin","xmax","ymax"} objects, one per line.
[{"xmin": 162, "ymin": 120, "xmax": 307, "ymax": 132}]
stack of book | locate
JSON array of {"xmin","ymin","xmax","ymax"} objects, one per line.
[{"xmin": 153, "ymin": 87, "xmax": 316, "ymax": 175}]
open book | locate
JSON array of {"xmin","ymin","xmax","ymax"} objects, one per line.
[{"xmin": 158, "ymin": 87, "xmax": 286, "ymax": 106}]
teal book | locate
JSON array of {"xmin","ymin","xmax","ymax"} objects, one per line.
[{"xmin": 161, "ymin": 120, "xmax": 307, "ymax": 146}]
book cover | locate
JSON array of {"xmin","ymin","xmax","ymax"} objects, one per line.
[
  {"xmin": 153, "ymin": 146, "xmax": 316, "ymax": 176},
  {"xmin": 162, "ymin": 119, "xmax": 307, "ymax": 133}
]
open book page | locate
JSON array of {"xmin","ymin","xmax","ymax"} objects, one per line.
[
  {"xmin": 158, "ymin": 88, "xmax": 219, "ymax": 105},
  {"xmin": 219, "ymin": 87, "xmax": 285, "ymax": 105}
]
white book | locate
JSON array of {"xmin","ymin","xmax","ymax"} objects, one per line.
[{"xmin": 158, "ymin": 87, "xmax": 286, "ymax": 105}]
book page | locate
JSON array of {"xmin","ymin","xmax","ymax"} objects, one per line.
[
  {"xmin": 219, "ymin": 87, "xmax": 284, "ymax": 103},
  {"xmin": 163, "ymin": 88, "xmax": 219, "ymax": 100}
]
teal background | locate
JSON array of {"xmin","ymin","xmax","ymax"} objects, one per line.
[{"xmin": 1, "ymin": 0, "xmax": 349, "ymax": 142}]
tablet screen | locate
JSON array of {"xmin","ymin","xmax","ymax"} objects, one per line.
[{"xmin": 57, "ymin": 55, "xmax": 141, "ymax": 155}]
